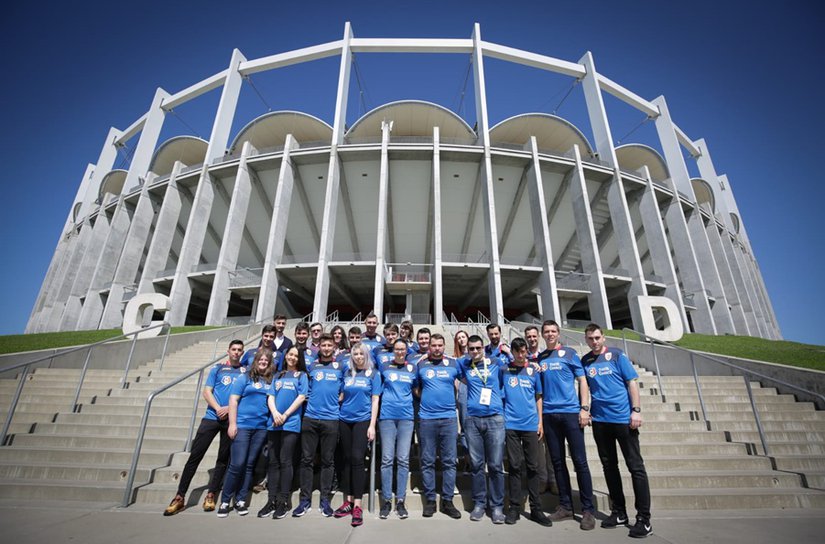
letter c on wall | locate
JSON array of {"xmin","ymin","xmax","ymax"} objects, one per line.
[{"xmin": 122, "ymin": 293, "xmax": 172, "ymax": 339}]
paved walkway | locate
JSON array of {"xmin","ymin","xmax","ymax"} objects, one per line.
[{"xmin": 1, "ymin": 502, "xmax": 824, "ymax": 544}]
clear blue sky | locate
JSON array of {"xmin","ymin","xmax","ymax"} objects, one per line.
[{"xmin": 1, "ymin": 0, "xmax": 822, "ymax": 345}]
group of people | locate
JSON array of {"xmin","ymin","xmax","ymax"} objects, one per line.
[{"xmin": 163, "ymin": 313, "xmax": 653, "ymax": 538}]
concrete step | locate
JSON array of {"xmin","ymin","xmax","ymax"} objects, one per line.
[
  {"xmin": 9, "ymin": 433, "xmax": 187, "ymax": 451},
  {"xmin": 0, "ymin": 446, "xmax": 172, "ymax": 466},
  {"xmin": 601, "ymin": 488, "xmax": 825, "ymax": 509},
  {"xmin": 589, "ymin": 470, "xmax": 804, "ymax": 490},
  {"xmin": 665, "ymin": 395, "xmax": 801, "ymax": 404},
  {"xmin": 727, "ymin": 430, "xmax": 825, "ymax": 443},
  {"xmin": 31, "ymin": 422, "xmax": 192, "ymax": 439},
  {"xmin": 673, "ymin": 402, "xmax": 817, "ymax": 412},
  {"xmin": 707, "ymin": 411, "xmax": 825, "ymax": 422},
  {"xmin": 0, "ymin": 478, "xmax": 128, "ymax": 503},
  {"xmin": 53, "ymin": 412, "xmax": 193, "ymax": 427},
  {"xmin": 764, "ymin": 455, "xmax": 825, "ymax": 472},
  {"xmin": 0, "ymin": 461, "xmax": 151, "ymax": 483},
  {"xmin": 709, "ymin": 420, "xmax": 825, "ymax": 432}
]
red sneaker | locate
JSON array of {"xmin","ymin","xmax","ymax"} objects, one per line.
[
  {"xmin": 351, "ymin": 506, "xmax": 363, "ymax": 527},
  {"xmin": 333, "ymin": 501, "xmax": 353, "ymax": 518}
]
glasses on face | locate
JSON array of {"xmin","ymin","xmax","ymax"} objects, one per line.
[{"xmin": 468, "ymin": 346, "xmax": 483, "ymax": 352}]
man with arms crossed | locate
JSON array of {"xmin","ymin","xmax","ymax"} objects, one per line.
[
  {"xmin": 163, "ymin": 340, "xmax": 245, "ymax": 515},
  {"xmin": 582, "ymin": 323, "xmax": 652, "ymax": 538}
]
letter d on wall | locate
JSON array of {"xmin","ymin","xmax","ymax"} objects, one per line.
[
  {"xmin": 122, "ymin": 293, "xmax": 172, "ymax": 339},
  {"xmin": 634, "ymin": 295, "xmax": 684, "ymax": 342}
]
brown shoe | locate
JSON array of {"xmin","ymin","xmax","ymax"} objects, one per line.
[
  {"xmin": 580, "ymin": 511, "xmax": 596, "ymax": 531},
  {"xmin": 202, "ymin": 492, "xmax": 217, "ymax": 512},
  {"xmin": 164, "ymin": 495, "xmax": 185, "ymax": 516},
  {"xmin": 549, "ymin": 505, "xmax": 574, "ymax": 522}
]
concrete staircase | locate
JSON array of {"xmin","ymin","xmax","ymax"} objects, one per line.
[
  {"xmin": 1, "ymin": 333, "xmax": 823, "ymax": 512},
  {"xmin": 0, "ymin": 341, "xmax": 219, "ymax": 504}
]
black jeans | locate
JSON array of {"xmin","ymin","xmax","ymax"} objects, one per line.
[
  {"xmin": 338, "ymin": 420, "xmax": 371, "ymax": 499},
  {"xmin": 505, "ymin": 429, "xmax": 541, "ymax": 512},
  {"xmin": 176, "ymin": 417, "xmax": 230, "ymax": 497},
  {"xmin": 266, "ymin": 430, "xmax": 300, "ymax": 503},
  {"xmin": 591, "ymin": 422, "xmax": 651, "ymax": 521},
  {"xmin": 544, "ymin": 412, "xmax": 595, "ymax": 513},
  {"xmin": 299, "ymin": 417, "xmax": 338, "ymax": 501}
]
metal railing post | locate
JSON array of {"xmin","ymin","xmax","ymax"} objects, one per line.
[
  {"xmin": 649, "ymin": 338, "xmax": 666, "ymax": 402},
  {"xmin": 744, "ymin": 378, "xmax": 770, "ymax": 456},
  {"xmin": 368, "ymin": 437, "xmax": 376, "ymax": 513},
  {"xmin": 121, "ymin": 331, "xmax": 140, "ymax": 388},
  {"xmin": 622, "ymin": 329, "xmax": 628, "ymax": 356},
  {"xmin": 184, "ymin": 369, "xmax": 206, "ymax": 452},
  {"xmin": 70, "ymin": 346, "xmax": 94, "ymax": 411},
  {"xmin": 0, "ymin": 365, "xmax": 30, "ymax": 445},
  {"xmin": 691, "ymin": 352, "xmax": 709, "ymax": 428},
  {"xmin": 157, "ymin": 325, "xmax": 172, "ymax": 372},
  {"xmin": 121, "ymin": 393, "xmax": 156, "ymax": 507}
]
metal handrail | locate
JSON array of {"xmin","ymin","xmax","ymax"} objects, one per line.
[
  {"xmin": 620, "ymin": 327, "xmax": 825, "ymax": 457},
  {"xmin": 0, "ymin": 321, "xmax": 170, "ymax": 445},
  {"xmin": 122, "ymin": 330, "xmax": 265, "ymax": 507}
]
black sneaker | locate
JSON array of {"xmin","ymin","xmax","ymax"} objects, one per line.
[
  {"xmin": 216, "ymin": 502, "xmax": 231, "ymax": 518},
  {"xmin": 235, "ymin": 500, "xmax": 249, "ymax": 516},
  {"xmin": 629, "ymin": 518, "xmax": 652, "ymax": 538},
  {"xmin": 257, "ymin": 499, "xmax": 277, "ymax": 518},
  {"xmin": 422, "ymin": 499, "xmax": 436, "ymax": 517},
  {"xmin": 440, "ymin": 499, "xmax": 461, "ymax": 519},
  {"xmin": 601, "ymin": 510, "xmax": 629, "ymax": 528},
  {"xmin": 273, "ymin": 501, "xmax": 289, "ymax": 519},
  {"xmin": 379, "ymin": 499, "xmax": 392, "ymax": 519},
  {"xmin": 505, "ymin": 507, "xmax": 520, "ymax": 525},
  {"xmin": 396, "ymin": 500, "xmax": 409, "ymax": 519}
]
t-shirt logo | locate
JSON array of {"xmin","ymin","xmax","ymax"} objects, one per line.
[
  {"xmin": 558, "ymin": 350, "xmax": 565, "ymax": 357},
  {"xmin": 389, "ymin": 373, "xmax": 398, "ymax": 381},
  {"xmin": 541, "ymin": 362, "xmax": 548, "ymax": 371},
  {"xmin": 508, "ymin": 376, "xmax": 518, "ymax": 388},
  {"xmin": 366, "ymin": 369, "xmax": 373, "ymax": 377},
  {"xmin": 588, "ymin": 367, "xmax": 597, "ymax": 378},
  {"xmin": 469, "ymin": 369, "xmax": 478, "ymax": 377},
  {"xmin": 221, "ymin": 376, "xmax": 232, "ymax": 386},
  {"xmin": 425, "ymin": 369, "xmax": 435, "ymax": 379},
  {"xmin": 332, "ymin": 362, "xmax": 339, "ymax": 369},
  {"xmin": 345, "ymin": 377, "xmax": 354, "ymax": 387},
  {"xmin": 253, "ymin": 381, "xmax": 262, "ymax": 389},
  {"xmin": 526, "ymin": 367, "xmax": 534, "ymax": 376},
  {"xmin": 314, "ymin": 371, "xmax": 324, "ymax": 381},
  {"xmin": 275, "ymin": 381, "xmax": 283, "ymax": 390},
  {"xmin": 605, "ymin": 352, "xmax": 612, "ymax": 361},
  {"xmin": 406, "ymin": 364, "xmax": 413, "ymax": 373},
  {"xmin": 240, "ymin": 367, "xmax": 247, "ymax": 373}
]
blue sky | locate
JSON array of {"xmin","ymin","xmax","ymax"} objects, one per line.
[{"xmin": 1, "ymin": 1, "xmax": 822, "ymax": 345}]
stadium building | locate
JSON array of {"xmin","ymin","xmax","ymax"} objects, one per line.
[{"xmin": 26, "ymin": 24, "xmax": 780, "ymax": 339}]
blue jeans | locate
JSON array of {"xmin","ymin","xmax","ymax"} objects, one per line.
[
  {"xmin": 221, "ymin": 427, "xmax": 267, "ymax": 504},
  {"xmin": 465, "ymin": 414, "xmax": 505, "ymax": 508},
  {"xmin": 418, "ymin": 417, "xmax": 458, "ymax": 501},
  {"xmin": 543, "ymin": 412, "xmax": 594, "ymax": 512},
  {"xmin": 379, "ymin": 419, "xmax": 415, "ymax": 500}
]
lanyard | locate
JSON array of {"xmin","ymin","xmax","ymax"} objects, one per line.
[{"xmin": 470, "ymin": 357, "xmax": 490, "ymax": 386}]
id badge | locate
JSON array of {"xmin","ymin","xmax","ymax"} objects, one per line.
[{"xmin": 479, "ymin": 387, "xmax": 493, "ymax": 406}]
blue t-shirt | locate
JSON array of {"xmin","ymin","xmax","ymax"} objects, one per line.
[
  {"xmin": 417, "ymin": 357, "xmax": 462, "ymax": 420},
  {"xmin": 268, "ymin": 370, "xmax": 309, "ymax": 433},
  {"xmin": 361, "ymin": 333, "xmax": 385, "ymax": 354},
  {"xmin": 304, "ymin": 359, "xmax": 345, "ymax": 420},
  {"xmin": 379, "ymin": 361, "xmax": 418, "ymax": 420},
  {"xmin": 372, "ymin": 346, "xmax": 396, "ymax": 371},
  {"xmin": 240, "ymin": 347, "xmax": 283, "ymax": 371},
  {"xmin": 230, "ymin": 373, "xmax": 274, "ymax": 430},
  {"xmin": 538, "ymin": 346, "xmax": 585, "ymax": 414},
  {"xmin": 203, "ymin": 362, "xmax": 246, "ymax": 421},
  {"xmin": 502, "ymin": 364, "xmax": 543, "ymax": 431},
  {"xmin": 581, "ymin": 347, "xmax": 638, "ymax": 424},
  {"xmin": 459, "ymin": 355, "xmax": 505, "ymax": 417},
  {"xmin": 299, "ymin": 346, "xmax": 318, "ymax": 367},
  {"xmin": 340, "ymin": 368, "xmax": 382, "ymax": 423}
]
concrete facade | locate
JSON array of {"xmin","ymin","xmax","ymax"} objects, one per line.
[{"xmin": 26, "ymin": 24, "xmax": 780, "ymax": 339}]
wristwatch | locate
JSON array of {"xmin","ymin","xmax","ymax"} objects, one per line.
[
  {"xmin": 631, "ymin": 406, "xmax": 641, "ymax": 413},
  {"xmin": 580, "ymin": 405, "xmax": 590, "ymax": 412}
]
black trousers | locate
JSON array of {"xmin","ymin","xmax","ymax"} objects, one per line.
[
  {"xmin": 505, "ymin": 429, "xmax": 541, "ymax": 512},
  {"xmin": 591, "ymin": 422, "xmax": 651, "ymax": 521},
  {"xmin": 338, "ymin": 420, "xmax": 371, "ymax": 499},
  {"xmin": 176, "ymin": 417, "xmax": 230, "ymax": 497},
  {"xmin": 299, "ymin": 417, "xmax": 338, "ymax": 501},
  {"xmin": 266, "ymin": 430, "xmax": 300, "ymax": 503}
]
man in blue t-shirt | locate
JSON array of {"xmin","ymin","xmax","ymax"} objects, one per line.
[
  {"xmin": 415, "ymin": 333, "xmax": 462, "ymax": 519},
  {"xmin": 163, "ymin": 340, "xmax": 245, "ymax": 516},
  {"xmin": 460, "ymin": 334, "xmax": 506, "ymax": 524},
  {"xmin": 484, "ymin": 323, "xmax": 512, "ymax": 360},
  {"xmin": 501, "ymin": 337, "xmax": 550, "ymax": 526},
  {"xmin": 538, "ymin": 320, "xmax": 595, "ymax": 530},
  {"xmin": 360, "ymin": 311, "xmax": 385, "ymax": 353},
  {"xmin": 373, "ymin": 323, "xmax": 400, "ymax": 371},
  {"xmin": 293, "ymin": 333, "xmax": 344, "ymax": 518},
  {"xmin": 241, "ymin": 325, "xmax": 283, "ymax": 369},
  {"xmin": 582, "ymin": 323, "xmax": 652, "ymax": 539}
]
